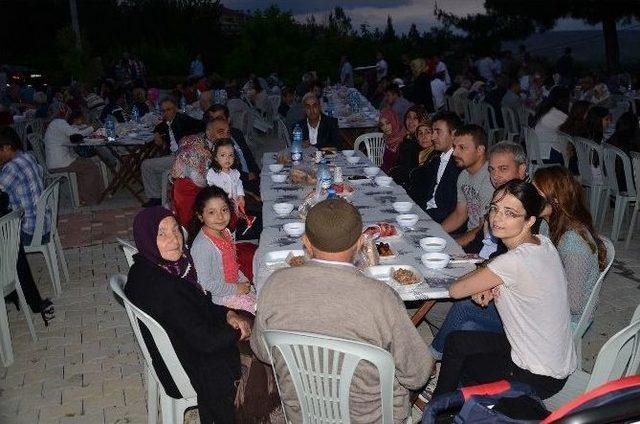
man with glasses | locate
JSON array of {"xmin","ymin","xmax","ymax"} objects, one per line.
[
  {"xmin": 141, "ymin": 98, "xmax": 204, "ymax": 207},
  {"xmin": 410, "ymin": 112, "xmax": 462, "ymax": 223},
  {"xmin": 296, "ymin": 92, "xmax": 340, "ymax": 149}
]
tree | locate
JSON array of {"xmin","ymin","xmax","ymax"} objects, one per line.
[
  {"xmin": 437, "ymin": 0, "xmax": 640, "ymax": 71},
  {"xmin": 383, "ymin": 15, "xmax": 397, "ymax": 42},
  {"xmin": 406, "ymin": 23, "xmax": 421, "ymax": 48}
]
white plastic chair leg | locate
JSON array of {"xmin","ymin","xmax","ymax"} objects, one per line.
[
  {"xmin": 0, "ymin": 299, "xmax": 14, "ymax": 366},
  {"xmin": 15, "ymin": 279, "xmax": 37, "ymax": 342},
  {"xmin": 53, "ymin": 232, "xmax": 70, "ymax": 284},
  {"xmin": 160, "ymin": 394, "xmax": 181, "ymax": 424},
  {"xmin": 46, "ymin": 245, "xmax": 63, "ymax": 297},
  {"xmin": 625, "ymin": 202, "xmax": 639, "ymax": 250},
  {"xmin": 38, "ymin": 246, "xmax": 59, "ymax": 297},
  {"xmin": 68, "ymin": 173, "xmax": 80, "ymax": 208},
  {"xmin": 598, "ymin": 191, "xmax": 610, "ymax": 231},
  {"xmin": 611, "ymin": 196, "xmax": 628, "ymax": 241},
  {"xmin": 146, "ymin": 366, "xmax": 159, "ymax": 424}
]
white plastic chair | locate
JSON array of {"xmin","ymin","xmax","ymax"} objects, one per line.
[
  {"xmin": 353, "ymin": 132, "xmax": 385, "ymax": 167},
  {"xmin": 24, "ymin": 177, "xmax": 69, "ymax": 297},
  {"xmin": 545, "ymin": 304, "xmax": 640, "ymax": 411},
  {"xmin": 599, "ymin": 144, "xmax": 637, "ymax": 241},
  {"xmin": 25, "ymin": 118, "xmax": 46, "ymax": 140},
  {"xmin": 276, "ymin": 117, "xmax": 291, "ymax": 149},
  {"xmin": 110, "ymin": 274, "xmax": 197, "ymax": 424},
  {"xmin": 160, "ymin": 169, "xmax": 172, "ymax": 208},
  {"xmin": 500, "ymin": 107, "xmax": 519, "ymax": 142},
  {"xmin": 522, "ymin": 127, "xmax": 552, "ymax": 175},
  {"xmin": 625, "ymin": 152, "xmax": 640, "ymax": 250},
  {"xmin": 0, "ymin": 209, "xmax": 38, "ymax": 367},
  {"xmin": 116, "ymin": 238, "xmax": 138, "ymax": 267},
  {"xmin": 483, "ymin": 103, "xmax": 503, "ymax": 146},
  {"xmin": 261, "ymin": 330, "xmax": 395, "ymax": 424},
  {"xmin": 27, "ymin": 133, "xmax": 80, "ymax": 209},
  {"xmin": 573, "ymin": 237, "xmax": 615, "ymax": 367},
  {"xmin": 572, "ymin": 136, "xmax": 607, "ymax": 223}
]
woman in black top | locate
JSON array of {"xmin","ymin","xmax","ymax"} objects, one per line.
[
  {"xmin": 125, "ymin": 206, "xmax": 251, "ymax": 423},
  {"xmin": 390, "ymin": 105, "xmax": 429, "ymax": 187}
]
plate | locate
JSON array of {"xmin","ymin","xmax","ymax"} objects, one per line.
[
  {"xmin": 364, "ymin": 265, "xmax": 424, "ymax": 287},
  {"xmin": 263, "ymin": 249, "xmax": 305, "ymax": 268}
]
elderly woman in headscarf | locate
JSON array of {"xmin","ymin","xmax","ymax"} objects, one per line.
[
  {"xmin": 379, "ymin": 108, "xmax": 406, "ymax": 174},
  {"xmin": 405, "ymin": 58, "xmax": 435, "ymax": 112},
  {"xmin": 389, "ymin": 105, "xmax": 429, "ymax": 186},
  {"xmin": 124, "ymin": 206, "xmax": 251, "ymax": 423}
]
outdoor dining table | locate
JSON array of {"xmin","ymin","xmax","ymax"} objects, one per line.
[
  {"xmin": 253, "ymin": 149, "xmax": 475, "ymax": 327},
  {"xmin": 75, "ymin": 122, "xmax": 158, "ymax": 203},
  {"xmin": 321, "ymin": 85, "xmax": 380, "ymax": 147}
]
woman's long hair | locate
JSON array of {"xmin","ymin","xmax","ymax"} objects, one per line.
[
  {"xmin": 532, "ymin": 86, "xmax": 570, "ymax": 126},
  {"xmin": 559, "ymin": 100, "xmax": 590, "ymax": 136},
  {"xmin": 533, "ymin": 167, "xmax": 607, "ymax": 270}
]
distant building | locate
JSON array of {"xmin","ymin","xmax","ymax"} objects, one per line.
[{"xmin": 219, "ymin": 5, "xmax": 249, "ymax": 34}]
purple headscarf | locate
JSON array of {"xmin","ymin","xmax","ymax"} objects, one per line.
[{"xmin": 133, "ymin": 206, "xmax": 199, "ymax": 286}]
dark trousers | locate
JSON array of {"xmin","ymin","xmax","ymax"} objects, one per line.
[
  {"xmin": 5, "ymin": 234, "xmax": 47, "ymax": 313},
  {"xmin": 433, "ymin": 331, "xmax": 567, "ymax": 400}
]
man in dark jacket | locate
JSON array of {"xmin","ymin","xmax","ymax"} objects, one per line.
[
  {"xmin": 141, "ymin": 98, "xmax": 204, "ymax": 206},
  {"xmin": 409, "ymin": 112, "xmax": 462, "ymax": 223},
  {"xmin": 297, "ymin": 93, "xmax": 340, "ymax": 149}
]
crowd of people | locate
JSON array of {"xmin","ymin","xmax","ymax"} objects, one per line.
[{"xmin": 0, "ymin": 43, "xmax": 638, "ymax": 423}]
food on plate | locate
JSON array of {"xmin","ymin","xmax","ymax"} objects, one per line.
[
  {"xmin": 392, "ymin": 268, "xmax": 419, "ymax": 285},
  {"xmin": 378, "ymin": 222, "xmax": 397, "ymax": 237},
  {"xmin": 363, "ymin": 225, "xmax": 381, "ymax": 239},
  {"xmin": 290, "ymin": 169, "xmax": 316, "ymax": 185},
  {"xmin": 288, "ymin": 256, "xmax": 306, "ymax": 267},
  {"xmin": 276, "ymin": 151, "xmax": 292, "ymax": 165},
  {"xmin": 376, "ymin": 242, "xmax": 393, "ymax": 257},
  {"xmin": 331, "ymin": 182, "xmax": 354, "ymax": 195}
]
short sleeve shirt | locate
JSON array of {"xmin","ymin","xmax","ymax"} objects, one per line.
[
  {"xmin": 456, "ymin": 162, "xmax": 493, "ymax": 229},
  {"xmin": 488, "ymin": 235, "xmax": 577, "ymax": 378}
]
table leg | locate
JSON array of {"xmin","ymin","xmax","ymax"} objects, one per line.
[{"xmin": 411, "ymin": 300, "xmax": 436, "ymax": 327}]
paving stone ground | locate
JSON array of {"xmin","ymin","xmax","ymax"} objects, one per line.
[{"xmin": 0, "ymin": 133, "xmax": 638, "ymax": 422}]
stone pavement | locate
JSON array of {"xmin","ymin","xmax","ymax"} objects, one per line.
[{"xmin": 0, "ymin": 142, "xmax": 639, "ymax": 422}]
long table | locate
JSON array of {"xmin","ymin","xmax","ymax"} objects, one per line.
[{"xmin": 253, "ymin": 149, "xmax": 474, "ymax": 326}]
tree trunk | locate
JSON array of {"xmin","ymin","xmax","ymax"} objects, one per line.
[
  {"xmin": 69, "ymin": 0, "xmax": 82, "ymax": 50},
  {"xmin": 602, "ymin": 17, "xmax": 619, "ymax": 72}
]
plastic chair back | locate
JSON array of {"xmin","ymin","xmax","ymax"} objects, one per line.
[
  {"xmin": 501, "ymin": 107, "xmax": 519, "ymax": 138},
  {"xmin": 26, "ymin": 118, "xmax": 46, "ymax": 139},
  {"xmin": 28, "ymin": 177, "xmax": 59, "ymax": 250},
  {"xmin": 27, "ymin": 133, "xmax": 47, "ymax": 168},
  {"xmin": 573, "ymin": 137, "xmax": 603, "ymax": 187},
  {"xmin": 483, "ymin": 103, "xmax": 500, "ymax": 131},
  {"xmin": 116, "ymin": 238, "xmax": 138, "ymax": 267},
  {"xmin": 573, "ymin": 238, "xmax": 615, "ymax": 354},
  {"xmin": 276, "ymin": 118, "xmax": 291, "ymax": 148},
  {"xmin": 269, "ymin": 95, "xmax": 281, "ymax": 115},
  {"xmin": 0, "ymin": 209, "xmax": 23, "ymax": 292},
  {"xmin": 522, "ymin": 127, "xmax": 544, "ymax": 170},
  {"xmin": 602, "ymin": 143, "xmax": 636, "ymax": 198},
  {"xmin": 110, "ymin": 274, "xmax": 197, "ymax": 399},
  {"xmin": 262, "ymin": 330, "xmax": 395, "ymax": 423},
  {"xmin": 353, "ymin": 132, "xmax": 385, "ymax": 167},
  {"xmin": 587, "ymin": 304, "xmax": 640, "ymax": 391}
]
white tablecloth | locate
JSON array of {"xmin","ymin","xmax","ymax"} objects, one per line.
[
  {"xmin": 321, "ymin": 86, "xmax": 379, "ymax": 129},
  {"xmin": 253, "ymin": 150, "xmax": 473, "ymax": 301}
]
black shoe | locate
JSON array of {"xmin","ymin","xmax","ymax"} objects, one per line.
[
  {"xmin": 142, "ymin": 198, "xmax": 162, "ymax": 207},
  {"xmin": 39, "ymin": 298, "xmax": 55, "ymax": 327}
]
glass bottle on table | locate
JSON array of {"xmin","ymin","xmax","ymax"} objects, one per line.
[{"xmin": 105, "ymin": 115, "xmax": 117, "ymax": 143}]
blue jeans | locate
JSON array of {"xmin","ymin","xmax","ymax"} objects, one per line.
[
  {"xmin": 430, "ymin": 299, "xmax": 503, "ymax": 360},
  {"xmin": 21, "ymin": 231, "xmax": 50, "ymax": 246}
]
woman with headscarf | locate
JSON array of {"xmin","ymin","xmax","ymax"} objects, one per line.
[
  {"xmin": 405, "ymin": 58, "xmax": 435, "ymax": 113},
  {"xmin": 389, "ymin": 105, "xmax": 429, "ymax": 186},
  {"xmin": 379, "ymin": 108, "xmax": 406, "ymax": 174},
  {"xmin": 124, "ymin": 206, "xmax": 251, "ymax": 423}
]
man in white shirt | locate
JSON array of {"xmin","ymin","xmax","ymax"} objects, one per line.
[
  {"xmin": 431, "ymin": 74, "xmax": 448, "ymax": 111},
  {"xmin": 411, "ymin": 112, "xmax": 463, "ymax": 223},
  {"xmin": 297, "ymin": 93, "xmax": 340, "ymax": 149},
  {"xmin": 441, "ymin": 125, "xmax": 494, "ymax": 241},
  {"xmin": 376, "ymin": 51, "xmax": 388, "ymax": 82},
  {"xmin": 340, "ymin": 55, "xmax": 354, "ymax": 88},
  {"xmin": 434, "ymin": 55, "xmax": 452, "ymax": 87},
  {"xmin": 43, "ymin": 111, "xmax": 104, "ymax": 205}
]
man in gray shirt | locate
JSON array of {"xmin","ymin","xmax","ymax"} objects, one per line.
[
  {"xmin": 441, "ymin": 125, "xmax": 493, "ymax": 245},
  {"xmin": 251, "ymin": 199, "xmax": 432, "ymax": 422}
]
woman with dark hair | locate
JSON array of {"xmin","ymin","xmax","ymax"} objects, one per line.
[
  {"xmin": 389, "ymin": 105, "xmax": 429, "ymax": 186},
  {"xmin": 532, "ymin": 86, "xmax": 571, "ymax": 165},
  {"xmin": 125, "ymin": 206, "xmax": 250, "ymax": 423},
  {"xmin": 533, "ymin": 167, "xmax": 606, "ymax": 325},
  {"xmin": 433, "ymin": 180, "xmax": 576, "ymax": 400},
  {"xmin": 559, "ymin": 100, "xmax": 591, "ymax": 136},
  {"xmin": 604, "ymin": 111, "xmax": 639, "ymax": 193},
  {"xmin": 581, "ymin": 106, "xmax": 611, "ymax": 143}
]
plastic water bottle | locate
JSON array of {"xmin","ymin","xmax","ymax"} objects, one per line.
[
  {"xmin": 317, "ymin": 163, "xmax": 332, "ymax": 190},
  {"xmin": 327, "ymin": 101, "xmax": 334, "ymax": 118},
  {"xmin": 291, "ymin": 124, "xmax": 303, "ymax": 164},
  {"xmin": 131, "ymin": 105, "xmax": 139, "ymax": 123},
  {"xmin": 180, "ymin": 96, "xmax": 187, "ymax": 112},
  {"xmin": 105, "ymin": 115, "xmax": 117, "ymax": 143}
]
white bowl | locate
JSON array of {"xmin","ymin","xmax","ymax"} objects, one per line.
[
  {"xmin": 375, "ymin": 176, "xmax": 393, "ymax": 187},
  {"xmin": 271, "ymin": 173, "xmax": 287, "ymax": 183},
  {"xmin": 364, "ymin": 166, "xmax": 380, "ymax": 177},
  {"xmin": 395, "ymin": 213, "xmax": 419, "ymax": 228},
  {"xmin": 283, "ymin": 221, "xmax": 305, "ymax": 238},
  {"xmin": 421, "ymin": 252, "xmax": 450, "ymax": 269},
  {"xmin": 272, "ymin": 202, "xmax": 294, "ymax": 217},
  {"xmin": 269, "ymin": 164, "xmax": 284, "ymax": 173},
  {"xmin": 393, "ymin": 201, "xmax": 413, "ymax": 213},
  {"xmin": 342, "ymin": 150, "xmax": 356, "ymax": 157},
  {"xmin": 346, "ymin": 156, "xmax": 361, "ymax": 164},
  {"xmin": 419, "ymin": 237, "xmax": 447, "ymax": 252}
]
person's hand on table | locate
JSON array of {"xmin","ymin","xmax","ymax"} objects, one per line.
[
  {"xmin": 235, "ymin": 281, "xmax": 251, "ymax": 295},
  {"xmin": 226, "ymin": 310, "xmax": 251, "ymax": 341},
  {"xmin": 472, "ymin": 289, "xmax": 494, "ymax": 307}
]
